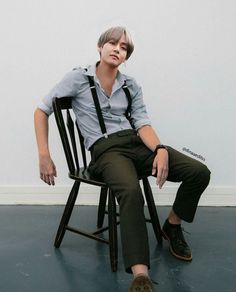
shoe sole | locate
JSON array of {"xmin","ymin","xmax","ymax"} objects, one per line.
[{"xmin": 162, "ymin": 230, "xmax": 193, "ymax": 261}]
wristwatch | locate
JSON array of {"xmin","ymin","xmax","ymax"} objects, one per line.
[{"xmin": 154, "ymin": 144, "xmax": 168, "ymax": 154}]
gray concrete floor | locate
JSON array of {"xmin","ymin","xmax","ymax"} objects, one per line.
[{"xmin": 0, "ymin": 206, "xmax": 235, "ymax": 292}]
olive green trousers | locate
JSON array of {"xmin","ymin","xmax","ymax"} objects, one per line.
[{"xmin": 89, "ymin": 129, "xmax": 211, "ymax": 272}]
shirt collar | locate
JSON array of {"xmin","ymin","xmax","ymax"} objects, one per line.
[
  {"xmin": 84, "ymin": 63, "xmax": 97, "ymax": 77},
  {"xmin": 84, "ymin": 62, "xmax": 126, "ymax": 88}
]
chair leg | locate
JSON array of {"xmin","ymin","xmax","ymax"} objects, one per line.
[
  {"xmin": 108, "ymin": 189, "xmax": 118, "ymax": 272},
  {"xmin": 97, "ymin": 187, "xmax": 108, "ymax": 228},
  {"xmin": 54, "ymin": 181, "xmax": 80, "ymax": 248},
  {"xmin": 142, "ymin": 177, "xmax": 163, "ymax": 244}
]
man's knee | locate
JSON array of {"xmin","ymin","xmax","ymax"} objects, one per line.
[
  {"xmin": 115, "ymin": 183, "xmax": 144, "ymax": 207},
  {"xmin": 194, "ymin": 163, "xmax": 211, "ymax": 186}
]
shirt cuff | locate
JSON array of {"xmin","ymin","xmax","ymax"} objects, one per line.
[
  {"xmin": 134, "ymin": 119, "xmax": 151, "ymax": 130},
  {"xmin": 38, "ymin": 102, "xmax": 53, "ymax": 116}
]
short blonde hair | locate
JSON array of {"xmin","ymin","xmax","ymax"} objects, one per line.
[{"xmin": 97, "ymin": 26, "xmax": 134, "ymax": 60}]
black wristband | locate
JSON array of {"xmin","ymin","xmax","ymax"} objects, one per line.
[{"xmin": 154, "ymin": 144, "xmax": 168, "ymax": 154}]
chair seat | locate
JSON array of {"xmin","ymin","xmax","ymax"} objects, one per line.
[
  {"xmin": 70, "ymin": 168, "xmax": 153, "ymax": 187},
  {"xmin": 69, "ymin": 167, "xmax": 107, "ymax": 187}
]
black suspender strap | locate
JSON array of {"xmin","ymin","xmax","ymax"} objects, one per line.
[
  {"xmin": 122, "ymin": 81, "xmax": 134, "ymax": 129},
  {"xmin": 87, "ymin": 75, "xmax": 108, "ymax": 138},
  {"xmin": 87, "ymin": 75, "xmax": 134, "ymax": 136}
]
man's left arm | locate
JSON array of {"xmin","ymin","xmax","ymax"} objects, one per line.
[{"xmin": 138, "ymin": 125, "xmax": 169, "ymax": 189}]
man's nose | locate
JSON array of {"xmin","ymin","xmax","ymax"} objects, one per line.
[{"xmin": 113, "ymin": 45, "xmax": 120, "ymax": 53}]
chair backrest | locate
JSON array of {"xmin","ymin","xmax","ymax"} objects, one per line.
[{"xmin": 52, "ymin": 97, "xmax": 88, "ymax": 174}]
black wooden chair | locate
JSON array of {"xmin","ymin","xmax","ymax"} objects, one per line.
[{"xmin": 52, "ymin": 96, "xmax": 163, "ymax": 272}]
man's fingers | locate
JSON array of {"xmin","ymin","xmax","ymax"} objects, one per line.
[
  {"xmin": 40, "ymin": 173, "xmax": 55, "ymax": 186},
  {"xmin": 153, "ymin": 150, "xmax": 169, "ymax": 188},
  {"xmin": 156, "ymin": 167, "xmax": 168, "ymax": 189},
  {"xmin": 39, "ymin": 158, "xmax": 57, "ymax": 185},
  {"xmin": 152, "ymin": 166, "xmax": 157, "ymax": 175},
  {"xmin": 44, "ymin": 174, "xmax": 51, "ymax": 185},
  {"xmin": 152, "ymin": 157, "xmax": 158, "ymax": 175},
  {"xmin": 50, "ymin": 176, "xmax": 55, "ymax": 185}
]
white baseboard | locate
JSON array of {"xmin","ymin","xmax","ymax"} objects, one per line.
[{"xmin": 0, "ymin": 185, "xmax": 235, "ymax": 206}]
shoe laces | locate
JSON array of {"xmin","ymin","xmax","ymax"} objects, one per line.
[
  {"xmin": 173, "ymin": 226, "xmax": 190, "ymax": 246},
  {"xmin": 150, "ymin": 278, "xmax": 158, "ymax": 285},
  {"xmin": 182, "ymin": 227, "xmax": 190, "ymax": 235}
]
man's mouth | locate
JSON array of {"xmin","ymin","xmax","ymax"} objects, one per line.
[{"xmin": 110, "ymin": 54, "xmax": 119, "ymax": 60}]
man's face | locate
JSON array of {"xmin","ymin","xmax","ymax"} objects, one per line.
[{"xmin": 99, "ymin": 33, "xmax": 128, "ymax": 67}]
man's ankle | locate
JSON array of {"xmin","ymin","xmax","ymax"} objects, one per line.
[
  {"xmin": 167, "ymin": 218, "xmax": 181, "ymax": 226},
  {"xmin": 131, "ymin": 264, "xmax": 148, "ymax": 277},
  {"xmin": 168, "ymin": 209, "xmax": 181, "ymax": 225}
]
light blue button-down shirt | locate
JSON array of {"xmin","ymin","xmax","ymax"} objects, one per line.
[{"xmin": 39, "ymin": 64, "xmax": 151, "ymax": 149}]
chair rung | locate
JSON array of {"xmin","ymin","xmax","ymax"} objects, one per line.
[
  {"xmin": 66, "ymin": 225, "xmax": 109, "ymax": 244},
  {"xmin": 93, "ymin": 226, "xmax": 109, "ymax": 234},
  {"xmin": 93, "ymin": 221, "xmax": 120, "ymax": 235}
]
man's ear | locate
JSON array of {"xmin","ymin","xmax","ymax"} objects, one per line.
[{"xmin": 97, "ymin": 46, "xmax": 102, "ymax": 54}]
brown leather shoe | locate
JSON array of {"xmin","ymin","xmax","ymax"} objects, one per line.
[
  {"xmin": 129, "ymin": 274, "xmax": 156, "ymax": 292},
  {"xmin": 162, "ymin": 219, "xmax": 192, "ymax": 261}
]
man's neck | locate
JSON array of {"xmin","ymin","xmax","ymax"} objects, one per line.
[{"xmin": 96, "ymin": 61, "xmax": 118, "ymax": 84}]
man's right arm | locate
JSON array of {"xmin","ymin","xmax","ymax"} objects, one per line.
[
  {"xmin": 34, "ymin": 108, "xmax": 57, "ymax": 185},
  {"xmin": 34, "ymin": 68, "xmax": 82, "ymax": 184}
]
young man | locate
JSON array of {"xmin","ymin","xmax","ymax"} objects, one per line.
[{"xmin": 34, "ymin": 27, "xmax": 210, "ymax": 292}]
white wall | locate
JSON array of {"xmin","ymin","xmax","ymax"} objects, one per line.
[{"xmin": 0, "ymin": 0, "xmax": 235, "ymax": 205}]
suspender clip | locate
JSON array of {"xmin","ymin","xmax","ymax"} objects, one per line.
[{"xmin": 103, "ymin": 133, "xmax": 108, "ymax": 138}]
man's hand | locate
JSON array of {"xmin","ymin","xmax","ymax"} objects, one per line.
[
  {"xmin": 39, "ymin": 154, "xmax": 57, "ymax": 185},
  {"xmin": 152, "ymin": 149, "xmax": 169, "ymax": 189}
]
